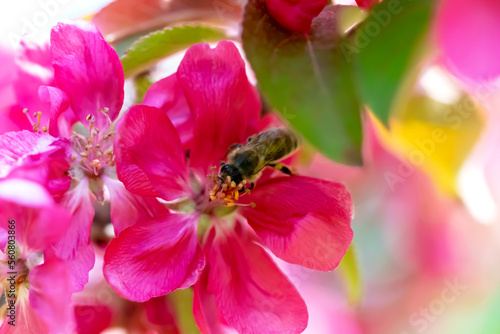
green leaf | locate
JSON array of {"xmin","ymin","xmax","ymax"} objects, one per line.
[
  {"xmin": 349, "ymin": 0, "xmax": 434, "ymax": 125},
  {"xmin": 338, "ymin": 244, "xmax": 362, "ymax": 305},
  {"xmin": 242, "ymin": 1, "xmax": 363, "ymax": 165},
  {"xmin": 121, "ymin": 26, "xmax": 226, "ymax": 78},
  {"xmin": 169, "ymin": 288, "xmax": 201, "ymax": 334}
]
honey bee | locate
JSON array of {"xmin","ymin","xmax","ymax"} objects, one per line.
[{"xmin": 218, "ymin": 127, "xmax": 299, "ymax": 189}]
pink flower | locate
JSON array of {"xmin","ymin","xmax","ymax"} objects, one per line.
[
  {"xmin": 73, "ymin": 245, "xmax": 180, "ymax": 334},
  {"xmin": 436, "ymin": 0, "xmax": 500, "ymax": 83},
  {"xmin": 104, "ymin": 41, "xmax": 353, "ymax": 333},
  {"xmin": 264, "ymin": 0, "xmax": 328, "ymax": 34},
  {"xmin": 0, "ymin": 177, "xmax": 72, "ymax": 333},
  {"xmin": 0, "ymin": 130, "xmax": 71, "ymax": 200},
  {"xmin": 1, "ymin": 20, "xmax": 167, "ymax": 292}
]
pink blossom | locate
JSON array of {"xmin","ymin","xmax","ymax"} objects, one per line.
[
  {"xmin": 1, "ymin": 20, "xmax": 167, "ymax": 292},
  {"xmin": 73, "ymin": 245, "xmax": 180, "ymax": 334},
  {"xmin": 0, "ymin": 177, "xmax": 72, "ymax": 333},
  {"xmin": 104, "ymin": 41, "xmax": 353, "ymax": 333},
  {"xmin": 264, "ymin": 0, "xmax": 328, "ymax": 34},
  {"xmin": 436, "ymin": 0, "xmax": 500, "ymax": 83}
]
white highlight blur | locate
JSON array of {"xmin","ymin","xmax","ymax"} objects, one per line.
[
  {"xmin": 0, "ymin": 0, "xmax": 112, "ymax": 49},
  {"xmin": 458, "ymin": 163, "xmax": 498, "ymax": 225},
  {"xmin": 420, "ymin": 66, "xmax": 461, "ymax": 104}
]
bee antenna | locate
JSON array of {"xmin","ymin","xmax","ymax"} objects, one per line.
[{"xmin": 214, "ymin": 185, "xmax": 222, "ymax": 195}]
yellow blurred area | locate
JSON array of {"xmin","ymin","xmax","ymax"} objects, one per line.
[{"xmin": 375, "ymin": 95, "xmax": 485, "ymax": 196}]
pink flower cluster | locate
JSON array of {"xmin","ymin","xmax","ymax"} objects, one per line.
[{"xmin": 0, "ymin": 19, "xmax": 353, "ymax": 334}]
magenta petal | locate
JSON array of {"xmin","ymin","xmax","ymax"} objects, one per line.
[
  {"xmin": 74, "ymin": 304, "xmax": 113, "ymax": 334},
  {"xmin": 114, "ymin": 104, "xmax": 190, "ymax": 201},
  {"xmin": 0, "ymin": 130, "xmax": 71, "ymax": 199},
  {"xmin": 193, "ymin": 269, "xmax": 225, "ymax": 334},
  {"xmin": 177, "ymin": 41, "xmax": 260, "ymax": 171},
  {"xmin": 0, "ymin": 178, "xmax": 71, "ymax": 255},
  {"xmin": 264, "ymin": 0, "xmax": 328, "ymax": 34},
  {"xmin": 143, "ymin": 74, "xmax": 194, "ymax": 150},
  {"xmin": 240, "ymin": 176, "xmax": 353, "ymax": 271},
  {"xmin": 0, "ymin": 105, "xmax": 32, "ymax": 134},
  {"xmin": 38, "ymin": 85, "xmax": 76, "ymax": 138},
  {"xmin": 103, "ymin": 213, "xmax": 204, "ymax": 302},
  {"xmin": 29, "ymin": 250, "xmax": 72, "ymax": 333},
  {"xmin": 102, "ymin": 174, "xmax": 169, "ymax": 236},
  {"xmin": 14, "ymin": 41, "xmax": 54, "ymax": 127},
  {"xmin": 143, "ymin": 296, "xmax": 179, "ymax": 328},
  {"xmin": 52, "ymin": 178, "xmax": 95, "ymax": 291},
  {"xmin": 204, "ymin": 225, "xmax": 308, "ymax": 334},
  {"xmin": 436, "ymin": 0, "xmax": 500, "ymax": 82},
  {"xmin": 50, "ymin": 21, "xmax": 124, "ymax": 129}
]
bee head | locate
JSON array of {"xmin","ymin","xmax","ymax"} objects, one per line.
[{"xmin": 219, "ymin": 164, "xmax": 243, "ymax": 186}]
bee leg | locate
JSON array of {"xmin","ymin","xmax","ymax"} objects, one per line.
[
  {"xmin": 220, "ymin": 160, "xmax": 226, "ymax": 166},
  {"xmin": 267, "ymin": 163, "xmax": 293, "ymax": 175},
  {"xmin": 224, "ymin": 143, "xmax": 242, "ymax": 158},
  {"xmin": 248, "ymin": 182, "xmax": 255, "ymax": 190}
]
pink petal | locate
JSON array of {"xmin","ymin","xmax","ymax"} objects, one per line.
[
  {"xmin": 0, "ymin": 47, "xmax": 16, "ymax": 105},
  {"xmin": 264, "ymin": 0, "xmax": 328, "ymax": 34},
  {"xmin": 0, "ymin": 178, "xmax": 71, "ymax": 255},
  {"xmin": 38, "ymin": 85, "xmax": 77, "ymax": 138},
  {"xmin": 74, "ymin": 304, "xmax": 113, "ymax": 334},
  {"xmin": 13, "ymin": 41, "xmax": 54, "ymax": 128},
  {"xmin": 239, "ymin": 176, "xmax": 353, "ymax": 271},
  {"xmin": 102, "ymin": 174, "xmax": 169, "ymax": 236},
  {"xmin": 143, "ymin": 74, "xmax": 193, "ymax": 150},
  {"xmin": 436, "ymin": 0, "xmax": 500, "ymax": 82},
  {"xmin": 143, "ymin": 296, "xmax": 179, "ymax": 328},
  {"xmin": 103, "ymin": 213, "xmax": 204, "ymax": 302},
  {"xmin": 52, "ymin": 177, "xmax": 96, "ymax": 291},
  {"xmin": 0, "ymin": 105, "xmax": 32, "ymax": 134},
  {"xmin": 0, "ymin": 130, "xmax": 71, "ymax": 199},
  {"xmin": 201, "ymin": 224, "xmax": 308, "ymax": 334},
  {"xmin": 0, "ymin": 290, "xmax": 49, "ymax": 333},
  {"xmin": 51, "ymin": 21, "xmax": 124, "ymax": 130},
  {"xmin": 177, "ymin": 41, "xmax": 260, "ymax": 171},
  {"xmin": 193, "ymin": 269, "xmax": 226, "ymax": 334},
  {"xmin": 114, "ymin": 104, "xmax": 191, "ymax": 201},
  {"xmin": 29, "ymin": 250, "xmax": 72, "ymax": 333}
]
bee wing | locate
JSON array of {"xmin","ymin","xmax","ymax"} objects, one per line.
[{"xmin": 254, "ymin": 128, "xmax": 286, "ymax": 171}]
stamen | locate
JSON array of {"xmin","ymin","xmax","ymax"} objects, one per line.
[
  {"xmin": 92, "ymin": 159, "xmax": 101, "ymax": 169},
  {"xmin": 33, "ymin": 111, "xmax": 42, "ymax": 132}
]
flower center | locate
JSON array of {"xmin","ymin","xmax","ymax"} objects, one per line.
[
  {"xmin": 70, "ymin": 110, "xmax": 115, "ymax": 177},
  {"xmin": 0, "ymin": 243, "xmax": 38, "ymax": 303},
  {"xmin": 206, "ymin": 166, "xmax": 255, "ymax": 208}
]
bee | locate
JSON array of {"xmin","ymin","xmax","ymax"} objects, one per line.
[{"xmin": 218, "ymin": 127, "xmax": 299, "ymax": 190}]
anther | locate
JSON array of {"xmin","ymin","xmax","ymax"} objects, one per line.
[
  {"xmin": 92, "ymin": 159, "xmax": 101, "ymax": 169},
  {"xmin": 32, "ymin": 111, "xmax": 42, "ymax": 132}
]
